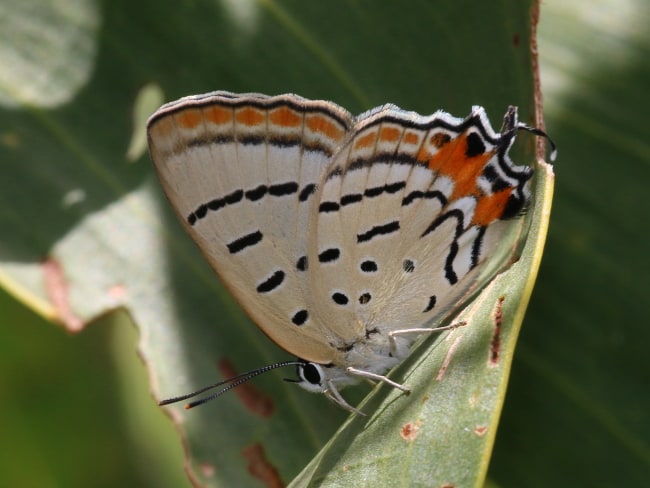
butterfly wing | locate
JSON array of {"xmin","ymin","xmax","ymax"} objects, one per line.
[
  {"xmin": 306, "ymin": 105, "xmax": 532, "ymax": 349},
  {"xmin": 147, "ymin": 92, "xmax": 355, "ymax": 364}
]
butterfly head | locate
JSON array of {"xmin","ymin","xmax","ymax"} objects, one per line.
[{"xmin": 291, "ymin": 360, "xmax": 369, "ymax": 415}]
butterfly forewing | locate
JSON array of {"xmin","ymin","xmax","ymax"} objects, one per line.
[{"xmin": 148, "ymin": 92, "xmax": 355, "ymax": 363}]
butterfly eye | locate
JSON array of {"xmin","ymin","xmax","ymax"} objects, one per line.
[{"xmin": 299, "ymin": 362, "xmax": 324, "ymax": 386}]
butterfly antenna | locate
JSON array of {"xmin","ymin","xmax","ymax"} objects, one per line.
[
  {"xmin": 516, "ymin": 121, "xmax": 558, "ymax": 162},
  {"xmin": 158, "ymin": 360, "xmax": 303, "ymax": 409}
]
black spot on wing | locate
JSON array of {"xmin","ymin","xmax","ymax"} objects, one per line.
[
  {"xmin": 296, "ymin": 255, "xmax": 308, "ymax": 271},
  {"xmin": 299, "ymin": 183, "xmax": 316, "ymax": 202},
  {"xmin": 224, "ymin": 189, "xmax": 244, "ymax": 205},
  {"xmin": 188, "ymin": 189, "xmax": 244, "ymax": 225},
  {"xmin": 291, "ymin": 310, "xmax": 308, "ymax": 326},
  {"xmin": 319, "ymin": 201, "xmax": 340, "ymax": 213},
  {"xmin": 445, "ymin": 241, "xmax": 460, "ymax": 284},
  {"xmin": 471, "ymin": 226, "xmax": 487, "ymax": 269},
  {"xmin": 318, "ymin": 248, "xmax": 340, "ymax": 263},
  {"xmin": 188, "ymin": 180, "xmax": 299, "ymax": 226},
  {"xmin": 357, "ymin": 220, "xmax": 400, "ymax": 243},
  {"xmin": 364, "ymin": 181, "xmax": 406, "ymax": 198},
  {"xmin": 245, "ymin": 185, "xmax": 267, "ymax": 201},
  {"xmin": 423, "ymin": 295, "xmax": 437, "ymax": 313},
  {"xmin": 340, "ymin": 193, "xmax": 363, "ymax": 206},
  {"xmin": 465, "ymin": 132, "xmax": 486, "ymax": 157},
  {"xmin": 226, "ymin": 230, "xmax": 263, "ymax": 254},
  {"xmin": 421, "ymin": 209, "xmax": 465, "ymax": 285},
  {"xmin": 269, "ymin": 181, "xmax": 299, "ymax": 196},
  {"xmin": 402, "ymin": 190, "xmax": 447, "ymax": 207},
  {"xmin": 257, "ymin": 270, "xmax": 285, "ymax": 293}
]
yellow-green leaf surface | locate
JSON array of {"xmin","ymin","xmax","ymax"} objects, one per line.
[{"xmin": 4, "ymin": 0, "xmax": 644, "ymax": 486}]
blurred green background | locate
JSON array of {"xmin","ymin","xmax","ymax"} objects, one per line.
[{"xmin": 1, "ymin": 0, "xmax": 648, "ymax": 487}]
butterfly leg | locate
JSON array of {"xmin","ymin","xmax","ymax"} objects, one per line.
[
  {"xmin": 388, "ymin": 321, "xmax": 467, "ymax": 358},
  {"xmin": 346, "ymin": 367, "xmax": 411, "ymax": 394},
  {"xmin": 324, "ymin": 380, "xmax": 366, "ymax": 416}
]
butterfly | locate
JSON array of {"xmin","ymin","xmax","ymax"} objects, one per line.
[{"xmin": 147, "ymin": 91, "xmax": 555, "ymax": 414}]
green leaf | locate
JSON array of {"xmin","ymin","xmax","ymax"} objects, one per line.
[{"xmin": 1, "ymin": 0, "xmax": 564, "ymax": 486}]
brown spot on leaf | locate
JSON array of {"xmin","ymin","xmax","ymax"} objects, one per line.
[
  {"xmin": 43, "ymin": 258, "xmax": 83, "ymax": 332},
  {"xmin": 474, "ymin": 425, "xmax": 488, "ymax": 437},
  {"xmin": 489, "ymin": 296, "xmax": 505, "ymax": 367},
  {"xmin": 400, "ymin": 419, "xmax": 422, "ymax": 442},
  {"xmin": 218, "ymin": 359, "xmax": 274, "ymax": 418},
  {"xmin": 241, "ymin": 443, "xmax": 284, "ymax": 488},
  {"xmin": 436, "ymin": 333, "xmax": 463, "ymax": 381}
]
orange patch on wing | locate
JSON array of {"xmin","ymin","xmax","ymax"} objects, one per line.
[
  {"xmin": 379, "ymin": 126, "xmax": 401, "ymax": 142},
  {"xmin": 354, "ymin": 131, "xmax": 377, "ymax": 150},
  {"xmin": 204, "ymin": 106, "xmax": 232, "ymax": 125},
  {"xmin": 176, "ymin": 108, "xmax": 203, "ymax": 129},
  {"xmin": 472, "ymin": 188, "xmax": 513, "ymax": 226},
  {"xmin": 425, "ymin": 133, "xmax": 465, "ymax": 171},
  {"xmin": 449, "ymin": 151, "xmax": 493, "ymax": 200},
  {"xmin": 403, "ymin": 131, "xmax": 420, "ymax": 145},
  {"xmin": 236, "ymin": 107, "xmax": 265, "ymax": 126},
  {"xmin": 425, "ymin": 132, "xmax": 494, "ymax": 200},
  {"xmin": 269, "ymin": 107, "xmax": 302, "ymax": 127},
  {"xmin": 306, "ymin": 115, "xmax": 344, "ymax": 142}
]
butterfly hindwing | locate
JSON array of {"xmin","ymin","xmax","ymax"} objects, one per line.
[{"xmin": 306, "ymin": 105, "xmax": 532, "ymax": 349}]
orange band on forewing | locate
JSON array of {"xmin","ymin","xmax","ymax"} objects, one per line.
[
  {"xmin": 205, "ymin": 106, "xmax": 232, "ymax": 125},
  {"xmin": 306, "ymin": 115, "xmax": 344, "ymax": 142},
  {"xmin": 176, "ymin": 108, "xmax": 203, "ymax": 129},
  {"xmin": 472, "ymin": 188, "xmax": 513, "ymax": 226},
  {"xmin": 269, "ymin": 107, "xmax": 302, "ymax": 127},
  {"xmin": 236, "ymin": 107, "xmax": 266, "ymax": 126}
]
